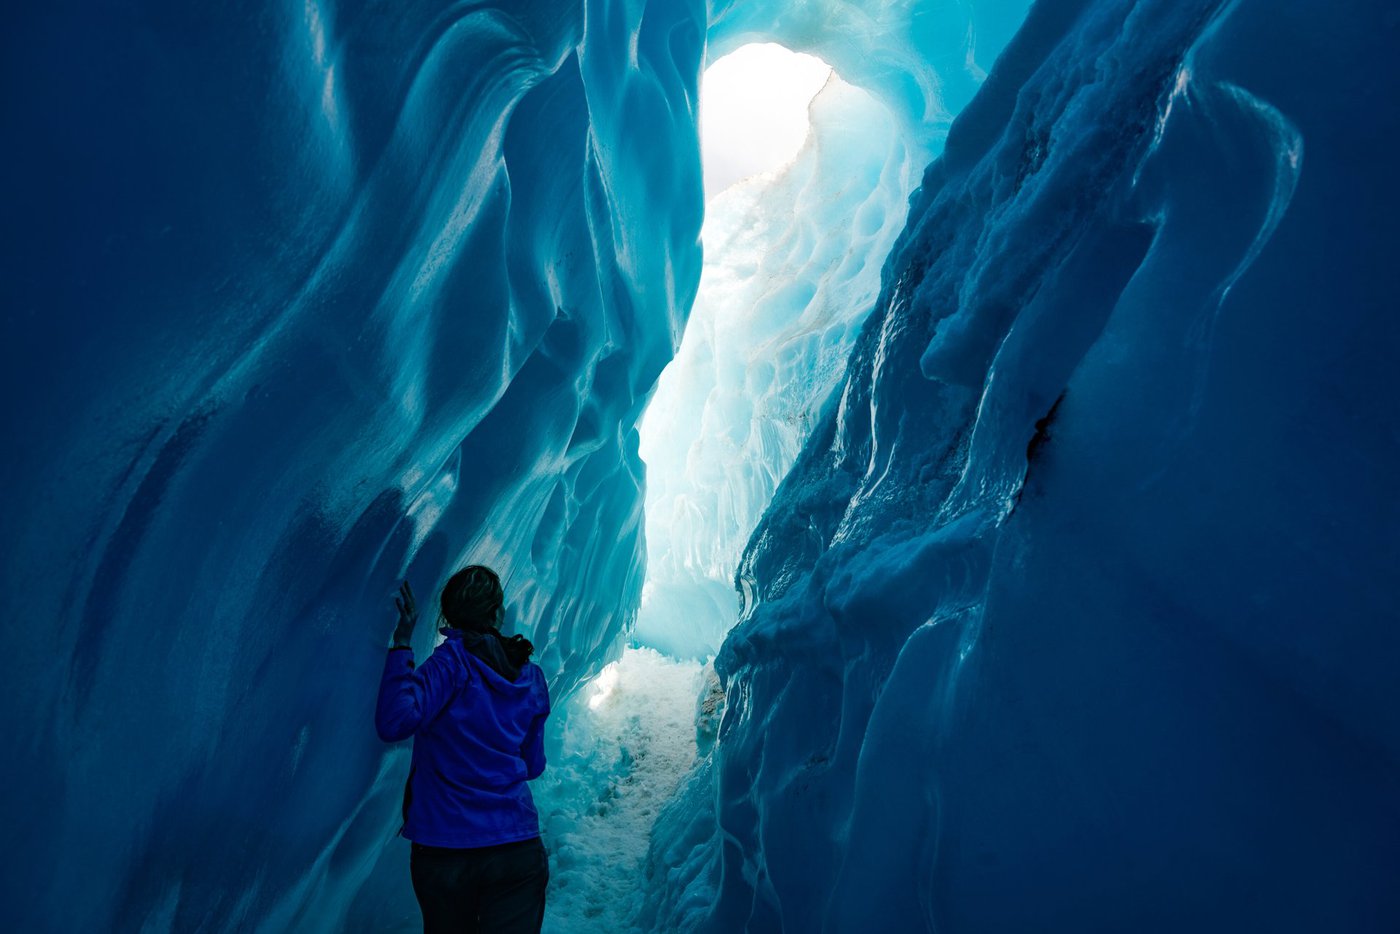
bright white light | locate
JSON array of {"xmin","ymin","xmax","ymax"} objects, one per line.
[
  {"xmin": 587, "ymin": 661, "xmax": 620, "ymax": 710},
  {"xmin": 701, "ymin": 43, "xmax": 833, "ymax": 200}
]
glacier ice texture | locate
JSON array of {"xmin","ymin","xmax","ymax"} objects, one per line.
[
  {"xmin": 635, "ymin": 0, "xmax": 1035, "ymax": 662},
  {"xmin": 636, "ymin": 72, "xmax": 931, "ymax": 660},
  {"xmin": 2, "ymin": 0, "xmax": 1398, "ymax": 933},
  {"xmin": 647, "ymin": 1, "xmax": 1400, "ymax": 932},
  {"xmin": 3, "ymin": 0, "xmax": 705, "ymax": 929}
]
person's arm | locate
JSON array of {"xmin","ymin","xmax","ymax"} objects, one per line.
[
  {"xmin": 375, "ymin": 645, "xmax": 464, "ymax": 742},
  {"xmin": 374, "ymin": 581, "xmax": 464, "ymax": 742},
  {"xmin": 520, "ymin": 671, "xmax": 551, "ymax": 779}
]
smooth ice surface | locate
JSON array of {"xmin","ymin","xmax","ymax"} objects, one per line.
[
  {"xmin": 5, "ymin": 0, "xmax": 1398, "ymax": 931},
  {"xmin": 3, "ymin": 0, "xmax": 706, "ymax": 928}
]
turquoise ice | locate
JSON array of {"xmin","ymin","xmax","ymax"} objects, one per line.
[{"xmin": 2, "ymin": 0, "xmax": 1397, "ymax": 931}]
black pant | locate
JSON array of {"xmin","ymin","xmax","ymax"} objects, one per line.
[{"xmin": 409, "ymin": 837, "xmax": 549, "ymax": 934}]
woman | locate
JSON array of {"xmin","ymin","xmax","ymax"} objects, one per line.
[{"xmin": 375, "ymin": 565, "xmax": 552, "ymax": 934}]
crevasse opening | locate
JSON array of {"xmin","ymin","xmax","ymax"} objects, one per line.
[
  {"xmin": 532, "ymin": 41, "xmax": 925, "ymax": 933},
  {"xmin": 634, "ymin": 43, "xmax": 924, "ymax": 660},
  {"xmin": 696, "ymin": 44, "xmax": 832, "ymax": 200}
]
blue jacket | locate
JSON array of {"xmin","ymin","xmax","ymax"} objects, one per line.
[{"xmin": 375, "ymin": 628, "xmax": 550, "ymax": 847}]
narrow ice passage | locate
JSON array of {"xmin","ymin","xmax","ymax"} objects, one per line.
[
  {"xmin": 5, "ymin": 0, "xmax": 1035, "ymax": 927},
  {"xmin": 534, "ymin": 44, "xmax": 913, "ymax": 930},
  {"xmin": 6, "ymin": 1, "xmax": 1398, "ymax": 931},
  {"xmin": 633, "ymin": 44, "xmax": 931, "ymax": 660},
  {"xmin": 535, "ymin": 648, "xmax": 705, "ymax": 931}
]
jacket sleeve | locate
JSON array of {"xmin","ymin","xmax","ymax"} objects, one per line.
[
  {"xmin": 375, "ymin": 646, "xmax": 464, "ymax": 742},
  {"xmin": 520, "ymin": 670, "xmax": 551, "ymax": 780}
]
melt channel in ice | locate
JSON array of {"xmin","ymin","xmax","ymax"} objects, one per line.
[{"xmin": 534, "ymin": 40, "xmax": 919, "ymax": 930}]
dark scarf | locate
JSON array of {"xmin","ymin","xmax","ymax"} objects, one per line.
[{"xmin": 452, "ymin": 627, "xmax": 534, "ymax": 681}]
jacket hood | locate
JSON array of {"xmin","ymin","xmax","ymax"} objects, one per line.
[{"xmin": 443, "ymin": 627, "xmax": 523, "ymax": 682}]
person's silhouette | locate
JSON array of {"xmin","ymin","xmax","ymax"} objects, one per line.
[{"xmin": 376, "ymin": 566, "xmax": 552, "ymax": 933}]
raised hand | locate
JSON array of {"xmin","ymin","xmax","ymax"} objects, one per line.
[{"xmin": 391, "ymin": 580, "xmax": 418, "ymax": 649}]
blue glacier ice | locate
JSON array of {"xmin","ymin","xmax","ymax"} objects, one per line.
[
  {"xmin": 3, "ymin": 0, "xmax": 1398, "ymax": 931},
  {"xmin": 635, "ymin": 61, "xmax": 933, "ymax": 660}
]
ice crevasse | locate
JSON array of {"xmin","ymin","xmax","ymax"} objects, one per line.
[{"xmin": 1, "ymin": 0, "xmax": 1398, "ymax": 932}]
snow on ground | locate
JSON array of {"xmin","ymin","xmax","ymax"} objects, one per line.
[{"xmin": 536, "ymin": 647, "xmax": 707, "ymax": 933}]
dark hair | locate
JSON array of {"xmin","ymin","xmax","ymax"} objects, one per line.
[{"xmin": 440, "ymin": 565, "xmax": 504, "ymax": 631}]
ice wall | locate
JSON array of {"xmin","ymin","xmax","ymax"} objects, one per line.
[
  {"xmin": 1, "ymin": 0, "xmax": 707, "ymax": 929},
  {"xmin": 649, "ymin": 0, "xmax": 1400, "ymax": 931}
]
